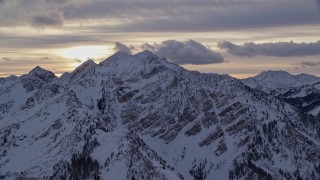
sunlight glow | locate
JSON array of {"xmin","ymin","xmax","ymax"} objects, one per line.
[{"xmin": 57, "ymin": 46, "xmax": 109, "ymax": 61}]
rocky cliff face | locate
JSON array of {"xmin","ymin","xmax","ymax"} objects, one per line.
[{"xmin": 1, "ymin": 51, "xmax": 320, "ymax": 179}]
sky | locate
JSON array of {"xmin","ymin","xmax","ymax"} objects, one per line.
[{"xmin": 0, "ymin": 0, "xmax": 320, "ymax": 78}]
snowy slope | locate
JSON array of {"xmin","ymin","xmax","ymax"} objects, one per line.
[
  {"xmin": 242, "ymin": 70, "xmax": 320, "ymax": 94},
  {"xmin": 1, "ymin": 51, "xmax": 320, "ymax": 179},
  {"xmin": 279, "ymin": 82, "xmax": 320, "ymax": 117},
  {"xmin": 242, "ymin": 70, "xmax": 320, "ymax": 117},
  {"xmin": 69, "ymin": 59, "xmax": 97, "ymax": 83},
  {"xmin": 0, "ymin": 67, "xmax": 57, "ymax": 121}
]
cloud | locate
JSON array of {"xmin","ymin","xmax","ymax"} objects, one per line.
[
  {"xmin": 218, "ymin": 40, "xmax": 320, "ymax": 57},
  {"xmin": 0, "ymin": 0, "xmax": 84, "ymax": 27},
  {"xmin": 297, "ymin": 61, "xmax": 320, "ymax": 68},
  {"xmin": 2, "ymin": 57, "xmax": 11, "ymax": 61},
  {"xmin": 152, "ymin": 40, "xmax": 224, "ymax": 64},
  {"xmin": 115, "ymin": 39, "xmax": 224, "ymax": 65},
  {"xmin": 45, "ymin": 0, "xmax": 68, "ymax": 3},
  {"xmin": 32, "ymin": 13, "xmax": 64, "ymax": 27},
  {"xmin": 63, "ymin": 0, "xmax": 320, "ymax": 32},
  {"xmin": 0, "ymin": 0, "xmax": 319, "ymax": 31},
  {"xmin": 114, "ymin": 42, "xmax": 131, "ymax": 54},
  {"xmin": 40, "ymin": 57, "xmax": 53, "ymax": 61},
  {"xmin": 73, "ymin": 58, "xmax": 82, "ymax": 63},
  {"xmin": 0, "ymin": 32, "xmax": 108, "ymax": 50}
]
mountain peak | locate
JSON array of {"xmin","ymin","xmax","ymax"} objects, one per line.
[
  {"xmin": 256, "ymin": 70, "xmax": 320, "ymax": 83},
  {"xmin": 69, "ymin": 59, "xmax": 97, "ymax": 81},
  {"xmin": 99, "ymin": 51, "xmax": 131, "ymax": 66},
  {"xmin": 254, "ymin": 70, "xmax": 293, "ymax": 81},
  {"xmin": 59, "ymin": 72, "xmax": 70, "ymax": 80},
  {"xmin": 27, "ymin": 66, "xmax": 56, "ymax": 82},
  {"xmin": 77, "ymin": 59, "xmax": 97, "ymax": 69},
  {"xmin": 110, "ymin": 51, "xmax": 131, "ymax": 58},
  {"xmin": 29, "ymin": 66, "xmax": 47, "ymax": 74},
  {"xmin": 99, "ymin": 50, "xmax": 160, "ymax": 68},
  {"xmin": 132, "ymin": 50, "xmax": 159, "ymax": 61},
  {"xmin": 7, "ymin": 75, "xmax": 18, "ymax": 80},
  {"xmin": 134, "ymin": 50, "xmax": 154, "ymax": 56},
  {"xmin": 258, "ymin": 70, "xmax": 291, "ymax": 77},
  {"xmin": 83, "ymin": 59, "xmax": 95, "ymax": 64},
  {"xmin": 296, "ymin": 73, "xmax": 319, "ymax": 78},
  {"xmin": 242, "ymin": 70, "xmax": 320, "ymax": 93}
]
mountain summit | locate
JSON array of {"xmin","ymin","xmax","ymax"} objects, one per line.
[
  {"xmin": 1, "ymin": 51, "xmax": 320, "ymax": 179},
  {"xmin": 242, "ymin": 70, "xmax": 320, "ymax": 94},
  {"xmin": 241, "ymin": 70, "xmax": 320, "ymax": 117},
  {"xmin": 69, "ymin": 59, "xmax": 97, "ymax": 82},
  {"xmin": 26, "ymin": 66, "xmax": 57, "ymax": 82}
]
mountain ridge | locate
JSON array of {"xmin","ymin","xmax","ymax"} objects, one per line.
[
  {"xmin": 1, "ymin": 51, "xmax": 320, "ymax": 179},
  {"xmin": 241, "ymin": 70, "xmax": 320, "ymax": 94},
  {"xmin": 241, "ymin": 70, "xmax": 320, "ymax": 117}
]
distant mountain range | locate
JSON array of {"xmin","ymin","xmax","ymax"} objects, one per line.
[
  {"xmin": 1, "ymin": 51, "xmax": 320, "ymax": 179},
  {"xmin": 242, "ymin": 70, "xmax": 320, "ymax": 94},
  {"xmin": 242, "ymin": 70, "xmax": 320, "ymax": 117}
]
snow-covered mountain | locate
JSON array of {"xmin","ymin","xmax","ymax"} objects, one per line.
[
  {"xmin": 279, "ymin": 82, "xmax": 320, "ymax": 117},
  {"xmin": 241, "ymin": 70, "xmax": 320, "ymax": 94},
  {"xmin": 1, "ymin": 51, "xmax": 320, "ymax": 179},
  {"xmin": 242, "ymin": 70, "xmax": 320, "ymax": 117}
]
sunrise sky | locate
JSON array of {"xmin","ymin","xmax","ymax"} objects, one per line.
[{"xmin": 1, "ymin": 0, "xmax": 320, "ymax": 78}]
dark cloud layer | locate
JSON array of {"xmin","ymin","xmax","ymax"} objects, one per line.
[
  {"xmin": 32, "ymin": 14, "xmax": 63, "ymax": 27},
  {"xmin": 0, "ymin": 0, "xmax": 319, "ymax": 31},
  {"xmin": 153, "ymin": 40, "xmax": 224, "ymax": 64},
  {"xmin": 218, "ymin": 40, "xmax": 320, "ymax": 57},
  {"xmin": 45, "ymin": 0, "xmax": 68, "ymax": 3},
  {"xmin": 114, "ymin": 40, "xmax": 224, "ymax": 65}
]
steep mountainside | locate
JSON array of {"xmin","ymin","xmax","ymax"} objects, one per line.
[
  {"xmin": 280, "ymin": 82, "xmax": 320, "ymax": 117},
  {"xmin": 1, "ymin": 51, "xmax": 320, "ymax": 179}
]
